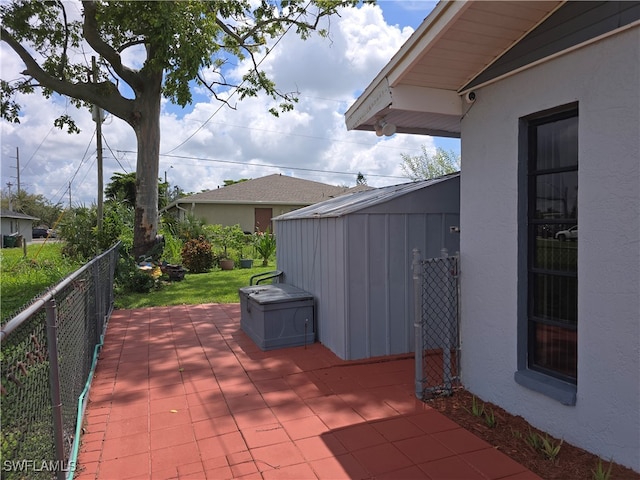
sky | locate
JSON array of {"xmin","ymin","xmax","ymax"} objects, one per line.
[{"xmin": 0, "ymin": 0, "xmax": 460, "ymax": 208}]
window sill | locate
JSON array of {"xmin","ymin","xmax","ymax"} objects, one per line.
[{"xmin": 514, "ymin": 369, "xmax": 576, "ymax": 406}]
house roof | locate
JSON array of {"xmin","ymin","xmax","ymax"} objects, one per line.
[
  {"xmin": 274, "ymin": 173, "xmax": 459, "ymax": 220},
  {"xmin": 0, "ymin": 209, "xmax": 39, "ymax": 221},
  {"xmin": 172, "ymin": 174, "xmax": 370, "ymax": 206},
  {"xmin": 344, "ymin": 1, "xmax": 565, "ymax": 138}
]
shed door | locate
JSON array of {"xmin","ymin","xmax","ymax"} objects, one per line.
[{"xmin": 255, "ymin": 208, "xmax": 273, "ymax": 233}]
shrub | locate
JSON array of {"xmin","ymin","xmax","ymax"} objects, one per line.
[
  {"xmin": 99, "ymin": 201, "xmax": 134, "ymax": 250},
  {"xmin": 159, "ymin": 228, "xmax": 183, "ymax": 265},
  {"xmin": 253, "ymin": 227, "xmax": 276, "ymax": 266},
  {"xmin": 59, "ymin": 206, "xmax": 98, "ymax": 260},
  {"xmin": 210, "ymin": 224, "xmax": 245, "ymax": 259},
  {"xmin": 181, "ymin": 236, "xmax": 214, "ymax": 273},
  {"xmin": 115, "ymin": 252, "xmax": 157, "ymax": 294},
  {"xmin": 166, "ymin": 213, "xmax": 207, "ymax": 242},
  {"xmin": 58, "ymin": 202, "xmax": 133, "ymax": 260}
]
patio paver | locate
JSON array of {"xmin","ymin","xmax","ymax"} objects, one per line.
[{"xmin": 74, "ymin": 304, "xmax": 540, "ymax": 480}]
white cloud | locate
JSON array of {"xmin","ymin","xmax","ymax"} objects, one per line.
[{"xmin": 1, "ymin": 2, "xmax": 457, "ymax": 206}]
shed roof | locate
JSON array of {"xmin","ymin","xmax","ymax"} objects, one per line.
[
  {"xmin": 0, "ymin": 210, "xmax": 39, "ymax": 221},
  {"xmin": 173, "ymin": 174, "xmax": 367, "ymax": 206},
  {"xmin": 274, "ymin": 173, "xmax": 459, "ymax": 220}
]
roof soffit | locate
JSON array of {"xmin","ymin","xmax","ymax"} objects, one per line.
[
  {"xmin": 345, "ymin": 1, "xmax": 564, "ymax": 137},
  {"xmin": 345, "ymin": 1, "xmax": 467, "ymax": 125}
]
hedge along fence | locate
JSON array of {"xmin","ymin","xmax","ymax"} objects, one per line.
[{"xmin": 1, "ymin": 243, "xmax": 120, "ymax": 480}]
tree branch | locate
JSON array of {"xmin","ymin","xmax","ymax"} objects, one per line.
[
  {"xmin": 56, "ymin": 0, "xmax": 70, "ymax": 80},
  {"xmin": 213, "ymin": 6, "xmax": 325, "ymax": 45},
  {"xmin": 81, "ymin": 1, "xmax": 143, "ymax": 92},
  {"xmin": 117, "ymin": 38, "xmax": 147, "ymax": 54},
  {"xmin": 1, "ymin": 26, "xmax": 134, "ymax": 123},
  {"xmin": 196, "ymin": 72, "xmax": 238, "ymax": 110}
]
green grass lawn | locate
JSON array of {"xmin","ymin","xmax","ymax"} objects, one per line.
[
  {"xmin": 1, "ymin": 241, "xmax": 276, "ymax": 317},
  {"xmin": 115, "ymin": 263, "xmax": 277, "ymax": 309},
  {"xmin": 0, "ymin": 242, "xmax": 83, "ymax": 321}
]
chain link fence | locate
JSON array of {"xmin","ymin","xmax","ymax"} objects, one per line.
[
  {"xmin": 1, "ymin": 243, "xmax": 119, "ymax": 480},
  {"xmin": 413, "ymin": 248, "xmax": 460, "ymax": 401}
]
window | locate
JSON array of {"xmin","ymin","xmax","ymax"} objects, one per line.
[{"xmin": 516, "ymin": 104, "xmax": 578, "ymax": 401}]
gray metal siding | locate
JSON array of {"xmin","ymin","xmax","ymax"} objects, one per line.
[
  {"xmin": 275, "ymin": 178, "xmax": 460, "ymax": 360},
  {"xmin": 276, "ymin": 217, "xmax": 348, "ymax": 357},
  {"xmin": 387, "ymin": 214, "xmax": 411, "ymax": 356},
  {"xmin": 465, "ymin": 1, "xmax": 640, "ymax": 90},
  {"xmin": 325, "ymin": 218, "xmax": 347, "ymax": 357},
  {"xmin": 346, "ymin": 215, "xmax": 368, "ymax": 359},
  {"xmin": 343, "ymin": 212, "xmax": 459, "ymax": 360},
  {"xmin": 367, "ymin": 214, "xmax": 389, "ymax": 357}
]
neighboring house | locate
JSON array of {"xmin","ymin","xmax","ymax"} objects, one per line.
[
  {"xmin": 0, "ymin": 210, "xmax": 39, "ymax": 244},
  {"xmin": 163, "ymin": 174, "xmax": 369, "ymax": 233},
  {"xmin": 274, "ymin": 174, "xmax": 460, "ymax": 360},
  {"xmin": 345, "ymin": 1, "xmax": 639, "ymax": 472}
]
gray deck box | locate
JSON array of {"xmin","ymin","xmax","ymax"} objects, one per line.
[{"xmin": 239, "ymin": 284, "xmax": 315, "ymax": 351}]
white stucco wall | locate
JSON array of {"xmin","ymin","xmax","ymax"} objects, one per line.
[{"xmin": 460, "ymin": 27, "xmax": 639, "ymax": 471}]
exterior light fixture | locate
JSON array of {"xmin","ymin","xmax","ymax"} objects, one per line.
[{"xmin": 374, "ymin": 118, "xmax": 396, "ymax": 137}]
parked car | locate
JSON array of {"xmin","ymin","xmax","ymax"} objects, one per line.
[
  {"xmin": 555, "ymin": 225, "xmax": 578, "ymax": 241},
  {"xmin": 47, "ymin": 229, "xmax": 57, "ymax": 238},
  {"xmin": 32, "ymin": 228, "xmax": 48, "ymax": 238}
]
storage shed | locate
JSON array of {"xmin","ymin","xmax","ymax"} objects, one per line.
[{"xmin": 274, "ymin": 173, "xmax": 460, "ymax": 360}]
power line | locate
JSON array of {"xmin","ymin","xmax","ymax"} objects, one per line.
[
  {"xmin": 102, "ymin": 134, "xmax": 130, "ymax": 173},
  {"xmin": 119, "ymin": 150, "xmax": 407, "ymax": 180},
  {"xmin": 21, "ymin": 98, "xmax": 77, "ymax": 175},
  {"xmin": 177, "ymin": 120, "xmax": 422, "ymax": 152},
  {"xmin": 51, "ymin": 129, "xmax": 96, "ymax": 207},
  {"xmin": 163, "ymin": 1, "xmax": 314, "ymax": 154},
  {"xmin": 21, "ymin": 125, "xmax": 55, "ymax": 173}
]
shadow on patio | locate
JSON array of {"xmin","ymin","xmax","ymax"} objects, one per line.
[{"xmin": 74, "ymin": 304, "xmax": 538, "ymax": 480}]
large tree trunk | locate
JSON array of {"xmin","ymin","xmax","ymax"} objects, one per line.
[{"xmin": 132, "ymin": 72, "xmax": 162, "ymax": 259}]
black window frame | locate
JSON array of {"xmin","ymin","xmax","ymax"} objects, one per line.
[{"xmin": 515, "ymin": 102, "xmax": 578, "ymax": 404}]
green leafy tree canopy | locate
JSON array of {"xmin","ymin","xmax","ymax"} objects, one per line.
[
  {"xmin": 1, "ymin": 0, "xmax": 364, "ymax": 257},
  {"xmin": 0, "ymin": 187, "xmax": 63, "ymax": 228},
  {"xmin": 400, "ymin": 146, "xmax": 460, "ymax": 181},
  {"xmin": 105, "ymin": 171, "xmax": 173, "ymax": 209}
]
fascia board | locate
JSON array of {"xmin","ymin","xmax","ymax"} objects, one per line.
[
  {"xmin": 345, "ymin": 78, "xmax": 393, "ymax": 131},
  {"xmin": 390, "ymin": 85, "xmax": 461, "ymax": 116},
  {"xmin": 345, "ymin": 1, "xmax": 468, "ymax": 130}
]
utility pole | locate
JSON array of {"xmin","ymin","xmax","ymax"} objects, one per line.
[
  {"xmin": 68, "ymin": 182, "xmax": 72, "ymax": 210},
  {"xmin": 7, "ymin": 148, "xmax": 21, "ymax": 210},
  {"xmin": 92, "ymin": 56, "xmax": 104, "ymax": 234},
  {"xmin": 15, "ymin": 147, "xmax": 21, "ymax": 196}
]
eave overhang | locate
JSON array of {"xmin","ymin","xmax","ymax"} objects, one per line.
[{"xmin": 345, "ymin": 0, "xmax": 564, "ymax": 138}]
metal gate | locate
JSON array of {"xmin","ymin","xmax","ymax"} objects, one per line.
[{"xmin": 412, "ymin": 248, "xmax": 460, "ymax": 400}]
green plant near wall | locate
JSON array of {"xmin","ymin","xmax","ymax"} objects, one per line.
[
  {"xmin": 159, "ymin": 228, "xmax": 183, "ymax": 265},
  {"xmin": 181, "ymin": 236, "xmax": 214, "ymax": 273},
  {"xmin": 253, "ymin": 227, "xmax": 276, "ymax": 266},
  {"xmin": 540, "ymin": 434, "xmax": 563, "ymax": 461},
  {"xmin": 525, "ymin": 429, "xmax": 563, "ymax": 462},
  {"xmin": 526, "ymin": 428, "xmax": 543, "ymax": 450},
  {"xmin": 592, "ymin": 458, "xmax": 613, "ymax": 480},
  {"xmin": 464, "ymin": 395, "xmax": 485, "ymax": 417},
  {"xmin": 483, "ymin": 407, "xmax": 497, "ymax": 428},
  {"xmin": 210, "ymin": 224, "xmax": 246, "ymax": 260}
]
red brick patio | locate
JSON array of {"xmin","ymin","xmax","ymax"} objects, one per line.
[{"xmin": 74, "ymin": 304, "xmax": 540, "ymax": 479}]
